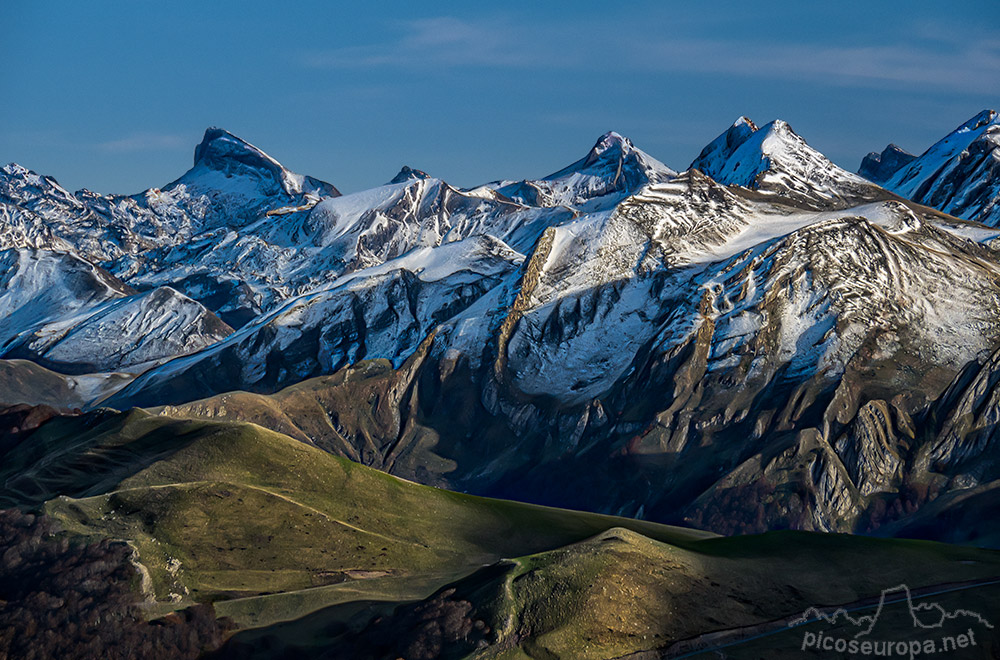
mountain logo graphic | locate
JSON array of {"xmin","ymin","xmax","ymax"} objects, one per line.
[{"xmin": 791, "ymin": 584, "xmax": 994, "ymax": 639}]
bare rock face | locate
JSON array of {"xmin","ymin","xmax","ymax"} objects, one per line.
[
  {"xmin": 858, "ymin": 144, "xmax": 916, "ymax": 184},
  {"xmin": 833, "ymin": 401, "xmax": 907, "ymax": 497},
  {"xmin": 921, "ymin": 344, "xmax": 1000, "ymax": 481}
]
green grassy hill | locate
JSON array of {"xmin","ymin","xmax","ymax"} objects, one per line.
[
  {"xmin": 3, "ymin": 408, "xmax": 998, "ymax": 658},
  {"xmin": 0, "ymin": 408, "xmax": 710, "ymax": 624},
  {"xmin": 310, "ymin": 529, "xmax": 1000, "ymax": 659}
]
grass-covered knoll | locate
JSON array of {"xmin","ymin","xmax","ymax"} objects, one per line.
[
  {"xmin": 323, "ymin": 527, "xmax": 1000, "ymax": 660},
  {"xmin": 0, "ymin": 408, "xmax": 709, "ymax": 618}
]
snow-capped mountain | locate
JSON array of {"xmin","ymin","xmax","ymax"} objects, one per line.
[
  {"xmin": 868, "ymin": 109, "xmax": 1000, "ymax": 227},
  {"xmin": 106, "ymin": 235, "xmax": 521, "ymax": 405},
  {"xmin": 0, "ymin": 248, "xmax": 230, "ymax": 373},
  {"xmin": 107, "ymin": 160, "xmax": 1000, "ymax": 540},
  {"xmin": 0, "ymin": 128, "xmax": 670, "ymax": 331},
  {"xmin": 142, "ymin": 127, "xmax": 340, "ymax": 238},
  {"xmin": 0, "ymin": 129, "xmax": 343, "ymax": 325},
  {"xmin": 488, "ymin": 131, "xmax": 676, "ymax": 211},
  {"xmin": 122, "ymin": 174, "xmax": 575, "ymax": 326},
  {"xmin": 690, "ymin": 117, "xmax": 881, "ymax": 209},
  {"xmin": 4, "ymin": 112, "xmax": 1000, "ymax": 543},
  {"xmin": 1, "ymin": 129, "xmax": 339, "ymax": 257}
]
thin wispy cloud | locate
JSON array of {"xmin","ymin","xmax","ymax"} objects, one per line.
[
  {"xmin": 97, "ymin": 132, "xmax": 188, "ymax": 154},
  {"xmin": 299, "ymin": 14, "xmax": 1000, "ymax": 94},
  {"xmin": 635, "ymin": 37, "xmax": 1000, "ymax": 92},
  {"xmin": 299, "ymin": 15, "xmax": 564, "ymax": 70}
]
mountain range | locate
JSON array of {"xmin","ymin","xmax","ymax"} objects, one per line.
[{"xmin": 3, "ymin": 109, "xmax": 1000, "ymax": 658}]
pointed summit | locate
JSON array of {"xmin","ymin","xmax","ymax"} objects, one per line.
[
  {"xmin": 571, "ymin": 130, "xmax": 632, "ymax": 171},
  {"xmin": 690, "ymin": 117, "xmax": 878, "ymax": 208},
  {"xmin": 491, "ymin": 131, "xmax": 676, "ymax": 210},
  {"xmin": 544, "ymin": 131, "xmax": 675, "ymax": 187},
  {"xmin": 186, "ymin": 127, "xmax": 339, "ymax": 198},
  {"xmin": 193, "ymin": 127, "xmax": 280, "ymax": 172},
  {"xmin": 690, "ymin": 118, "xmax": 808, "ymax": 188},
  {"xmin": 388, "ymin": 165, "xmax": 431, "ymax": 185}
]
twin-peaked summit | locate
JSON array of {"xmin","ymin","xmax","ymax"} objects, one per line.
[{"xmin": 690, "ymin": 116, "xmax": 880, "ymax": 208}]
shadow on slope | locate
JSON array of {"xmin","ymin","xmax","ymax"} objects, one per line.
[{"xmin": 0, "ymin": 407, "xmax": 711, "ymax": 628}]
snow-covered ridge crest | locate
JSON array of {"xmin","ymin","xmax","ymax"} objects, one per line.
[
  {"xmin": 5, "ymin": 115, "xmax": 1000, "ymax": 410},
  {"xmin": 691, "ymin": 117, "xmax": 881, "ymax": 209},
  {"xmin": 103, "ymin": 233, "xmax": 523, "ymax": 406},
  {"xmin": 0, "ymin": 247, "xmax": 231, "ymax": 373},
  {"xmin": 489, "ymin": 130, "xmax": 677, "ymax": 211},
  {"xmin": 877, "ymin": 109, "xmax": 1000, "ymax": 227},
  {"xmin": 0, "ymin": 127, "xmax": 348, "ymax": 323}
]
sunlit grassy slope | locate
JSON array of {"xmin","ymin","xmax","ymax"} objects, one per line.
[
  {"xmin": 0, "ymin": 408, "xmax": 708, "ymax": 620},
  {"xmin": 438, "ymin": 529, "xmax": 1000, "ymax": 660},
  {"xmin": 4, "ymin": 407, "xmax": 998, "ymax": 658}
]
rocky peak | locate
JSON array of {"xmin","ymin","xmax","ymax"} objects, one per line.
[
  {"xmin": 690, "ymin": 117, "xmax": 878, "ymax": 208},
  {"xmin": 0, "ymin": 163, "xmax": 83, "ymax": 208},
  {"xmin": 543, "ymin": 130, "xmax": 676, "ymax": 188},
  {"xmin": 389, "ymin": 165, "xmax": 431, "ymax": 185},
  {"xmin": 858, "ymin": 144, "xmax": 916, "ymax": 184},
  {"xmin": 190, "ymin": 127, "xmax": 296, "ymax": 194},
  {"xmin": 187, "ymin": 127, "xmax": 339, "ymax": 198},
  {"xmin": 1, "ymin": 163, "xmax": 32, "ymax": 179},
  {"xmin": 881, "ymin": 109, "xmax": 1000, "ymax": 226},
  {"xmin": 193, "ymin": 128, "xmax": 282, "ymax": 174},
  {"xmin": 689, "ymin": 116, "xmax": 759, "ymax": 175}
]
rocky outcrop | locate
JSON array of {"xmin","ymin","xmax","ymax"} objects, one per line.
[{"xmin": 858, "ymin": 144, "xmax": 916, "ymax": 184}]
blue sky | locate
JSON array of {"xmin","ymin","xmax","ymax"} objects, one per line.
[{"xmin": 2, "ymin": 1, "xmax": 998, "ymax": 194}]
